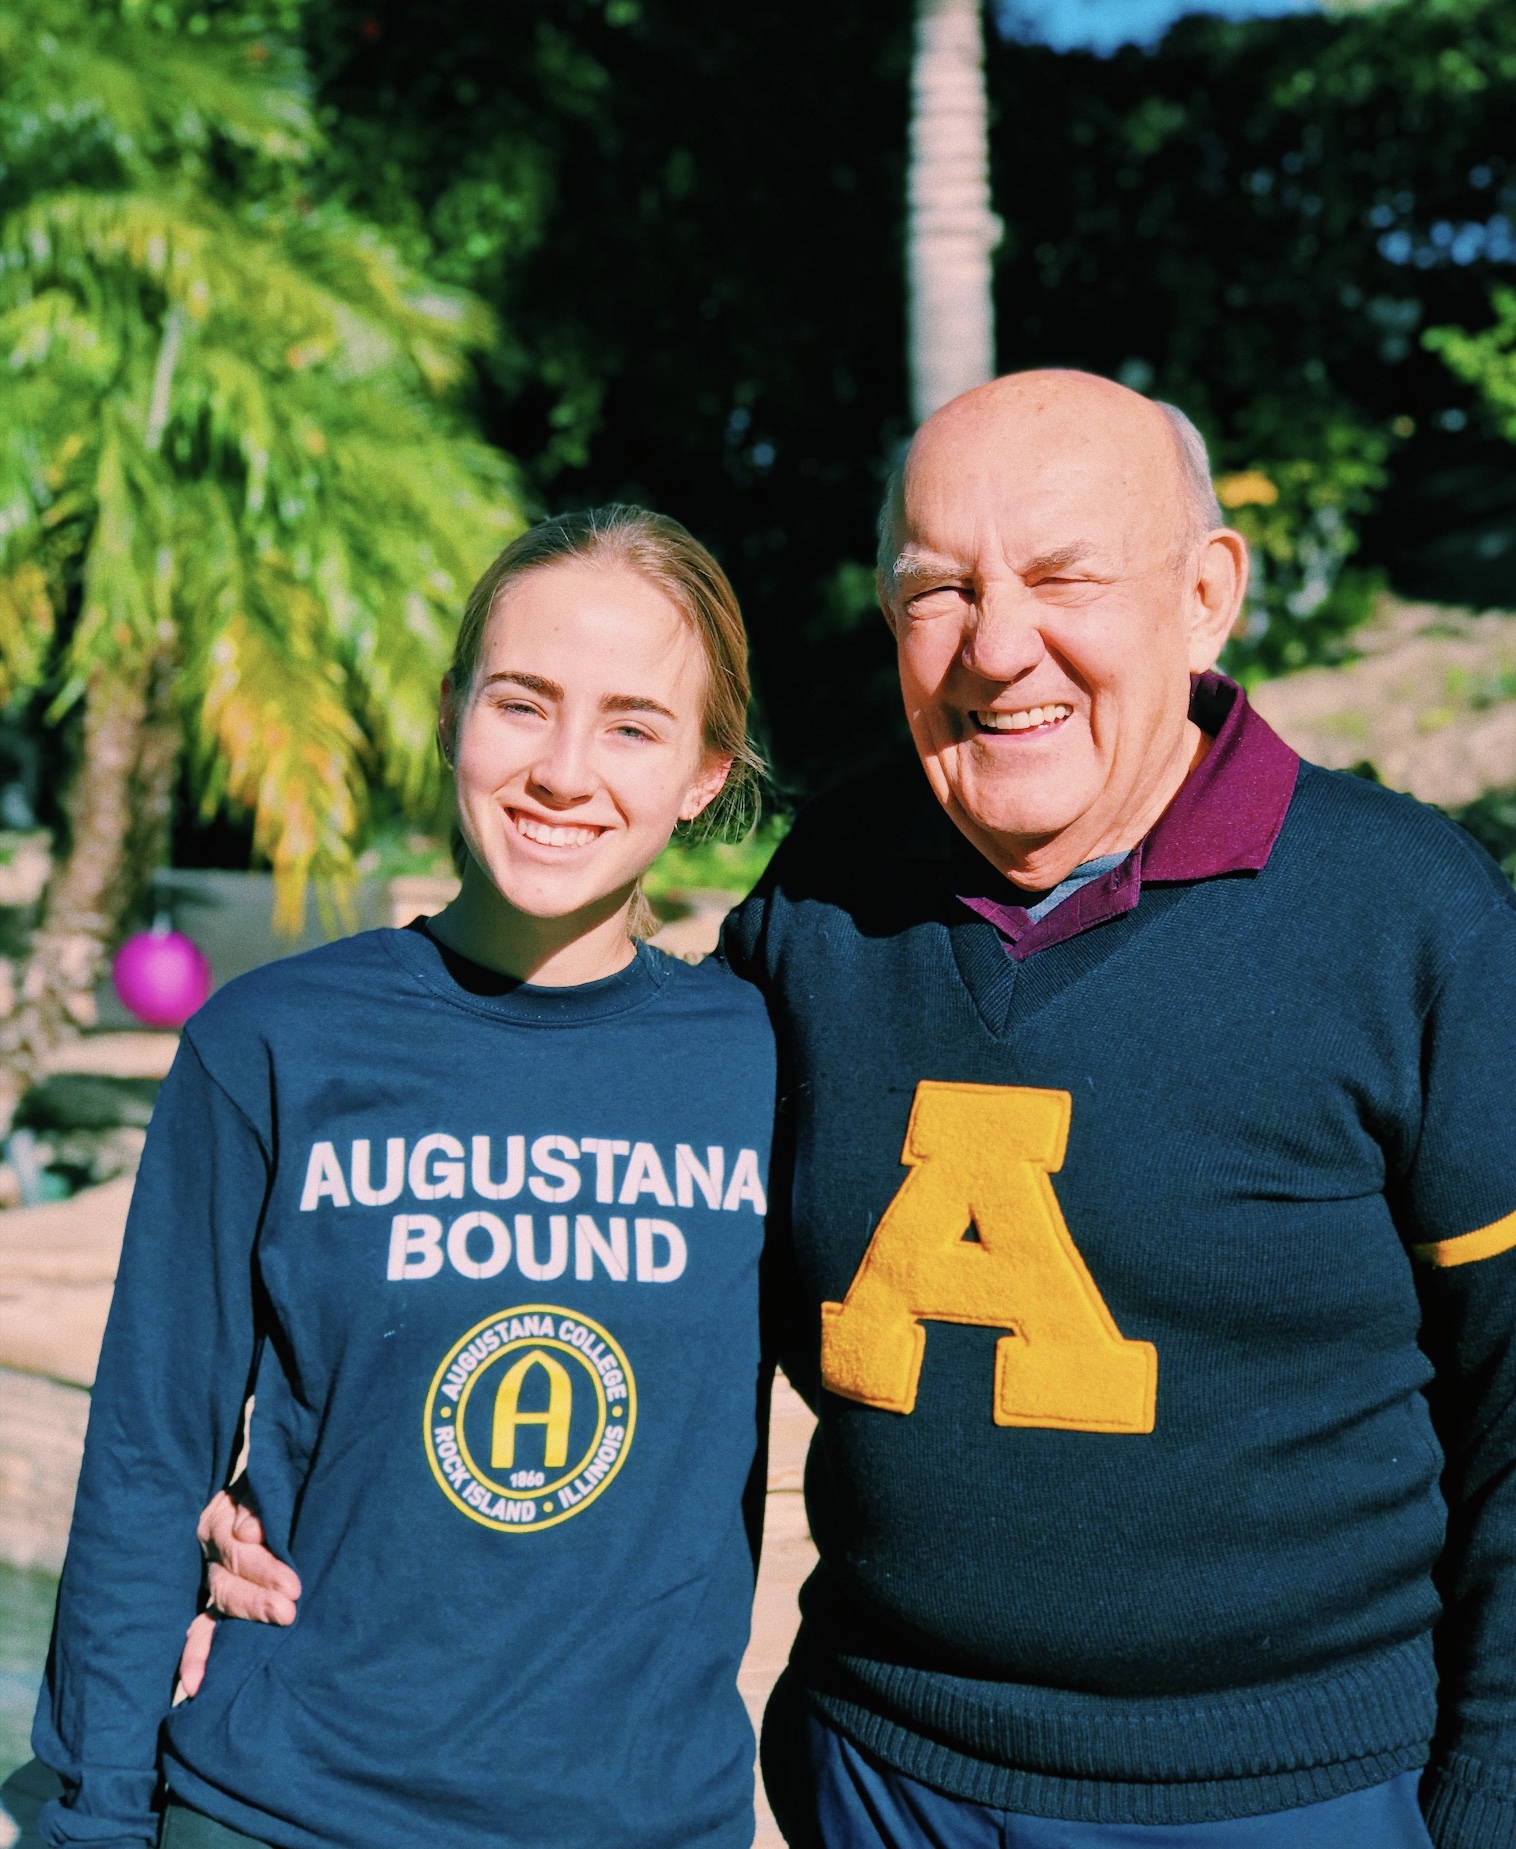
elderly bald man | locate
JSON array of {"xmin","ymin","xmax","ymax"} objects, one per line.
[{"xmin": 729, "ymin": 371, "xmax": 1516, "ymax": 1849}]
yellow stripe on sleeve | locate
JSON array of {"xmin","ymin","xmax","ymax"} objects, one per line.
[{"xmin": 1413, "ymin": 1209, "xmax": 1516, "ymax": 1269}]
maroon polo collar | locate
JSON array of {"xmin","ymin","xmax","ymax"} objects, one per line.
[{"xmin": 957, "ymin": 673, "xmax": 1300, "ymax": 961}]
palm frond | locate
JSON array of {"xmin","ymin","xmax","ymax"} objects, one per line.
[
  {"xmin": 0, "ymin": 558, "xmax": 55, "ymax": 702},
  {"xmin": 187, "ymin": 559, "xmax": 367, "ymax": 932},
  {"xmin": 0, "ymin": 0, "xmax": 529, "ymax": 923},
  {"xmin": 0, "ymin": 0, "xmax": 316, "ymax": 185}
]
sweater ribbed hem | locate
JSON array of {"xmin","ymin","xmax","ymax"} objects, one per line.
[
  {"xmin": 796, "ymin": 1634, "xmax": 1435, "ymax": 1825},
  {"xmin": 1424, "ymin": 1753, "xmax": 1516, "ymax": 1849}
]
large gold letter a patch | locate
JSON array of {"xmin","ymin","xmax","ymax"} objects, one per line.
[{"xmin": 820, "ymin": 1082, "xmax": 1156, "ymax": 1432}]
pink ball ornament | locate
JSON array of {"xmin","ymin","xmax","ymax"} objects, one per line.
[{"xmin": 112, "ymin": 928, "xmax": 212, "ymax": 1028}]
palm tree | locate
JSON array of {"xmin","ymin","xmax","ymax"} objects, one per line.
[
  {"xmin": 0, "ymin": 0, "xmax": 526, "ymax": 1128},
  {"xmin": 908, "ymin": 0, "xmax": 1001, "ymax": 423}
]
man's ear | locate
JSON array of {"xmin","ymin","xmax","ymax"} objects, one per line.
[
  {"xmin": 1186, "ymin": 530, "xmax": 1250, "ymax": 673},
  {"xmin": 679, "ymin": 754, "xmax": 734, "ymax": 824}
]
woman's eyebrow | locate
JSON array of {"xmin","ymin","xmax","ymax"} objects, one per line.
[
  {"xmin": 478, "ymin": 672, "xmax": 675, "ymax": 722},
  {"xmin": 480, "ymin": 670, "xmax": 563, "ymax": 698},
  {"xmin": 602, "ymin": 693, "xmax": 677, "ymax": 720}
]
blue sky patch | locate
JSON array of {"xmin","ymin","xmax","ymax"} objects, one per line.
[{"xmin": 996, "ymin": 0, "xmax": 1318, "ymax": 56}]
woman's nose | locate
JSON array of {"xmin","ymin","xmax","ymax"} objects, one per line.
[{"xmin": 526, "ymin": 721, "xmax": 596, "ymax": 805}]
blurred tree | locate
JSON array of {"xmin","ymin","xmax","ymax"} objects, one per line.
[
  {"xmin": 1429, "ymin": 287, "xmax": 1516, "ymax": 442},
  {"xmin": 300, "ymin": 0, "xmax": 1516, "ymax": 775},
  {"xmin": 0, "ymin": 0, "xmax": 523, "ymax": 1123},
  {"xmin": 908, "ymin": 0, "xmax": 999, "ymax": 422},
  {"xmin": 303, "ymin": 0, "xmax": 916, "ymax": 795},
  {"xmin": 984, "ymin": 0, "xmax": 1516, "ymax": 674}
]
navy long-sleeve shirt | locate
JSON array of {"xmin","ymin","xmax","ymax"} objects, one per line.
[
  {"xmin": 725, "ymin": 678, "xmax": 1516, "ymax": 1847},
  {"xmin": 36, "ymin": 929, "xmax": 775, "ymax": 1849}
]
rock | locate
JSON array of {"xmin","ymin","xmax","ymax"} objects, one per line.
[
  {"xmin": 0, "ymin": 1178, "xmax": 132, "ymax": 1389},
  {"xmin": 0, "ymin": 1366, "xmax": 89, "ymax": 1572},
  {"xmin": 40, "ymin": 1033, "xmax": 178, "ymax": 1081}
]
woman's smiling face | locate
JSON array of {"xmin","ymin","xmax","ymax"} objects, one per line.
[{"xmin": 445, "ymin": 558, "xmax": 729, "ymax": 924}]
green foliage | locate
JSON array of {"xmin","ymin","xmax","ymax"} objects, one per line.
[
  {"xmin": 302, "ymin": 8, "xmax": 614, "ymax": 478},
  {"xmin": 1218, "ymin": 406, "xmax": 1391, "ymax": 677},
  {"xmin": 302, "ymin": 0, "xmax": 914, "ymax": 795},
  {"xmin": 1428, "ymin": 288, "xmax": 1516, "ymax": 440},
  {"xmin": 641, "ymin": 815, "xmax": 788, "ymax": 902},
  {"xmin": 295, "ymin": 0, "xmax": 1516, "ymax": 795},
  {"xmin": 984, "ymin": 0, "xmax": 1516, "ymax": 672},
  {"xmin": 0, "ymin": 0, "xmax": 526, "ymax": 924}
]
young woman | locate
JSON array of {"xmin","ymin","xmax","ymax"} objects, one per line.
[{"xmin": 33, "ymin": 508, "xmax": 777, "ymax": 1849}]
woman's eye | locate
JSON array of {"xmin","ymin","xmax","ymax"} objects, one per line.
[{"xmin": 612, "ymin": 723, "xmax": 656, "ymax": 742}]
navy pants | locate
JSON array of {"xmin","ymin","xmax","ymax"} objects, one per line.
[
  {"xmin": 762, "ymin": 1681, "xmax": 1434, "ymax": 1849},
  {"xmin": 159, "ymin": 1796, "xmax": 271, "ymax": 1848},
  {"xmin": 0, "ymin": 1765, "xmax": 271, "ymax": 1849}
]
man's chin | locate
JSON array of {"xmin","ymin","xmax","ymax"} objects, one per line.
[{"xmin": 942, "ymin": 779, "xmax": 1098, "ymax": 859}]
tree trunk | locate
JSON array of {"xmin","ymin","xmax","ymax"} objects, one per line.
[
  {"xmin": 0, "ymin": 668, "xmax": 148, "ymax": 1133},
  {"xmin": 908, "ymin": 0, "xmax": 1000, "ymax": 424},
  {"xmin": 123, "ymin": 647, "xmax": 180, "ymax": 907}
]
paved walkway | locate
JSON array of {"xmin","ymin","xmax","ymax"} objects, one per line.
[{"xmin": 742, "ymin": 1373, "xmax": 816, "ymax": 1848}]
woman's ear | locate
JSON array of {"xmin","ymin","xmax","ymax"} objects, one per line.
[{"xmin": 679, "ymin": 754, "xmax": 734, "ymax": 823}]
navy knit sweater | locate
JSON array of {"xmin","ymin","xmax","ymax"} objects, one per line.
[{"xmin": 725, "ymin": 683, "xmax": 1516, "ymax": 1845}]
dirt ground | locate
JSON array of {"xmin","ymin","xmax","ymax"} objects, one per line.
[{"xmin": 1250, "ymin": 596, "xmax": 1516, "ymax": 804}]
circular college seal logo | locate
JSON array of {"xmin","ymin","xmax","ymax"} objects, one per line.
[{"xmin": 423, "ymin": 1305, "xmax": 636, "ymax": 1533}]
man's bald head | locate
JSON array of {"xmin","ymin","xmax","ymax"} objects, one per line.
[
  {"xmin": 872, "ymin": 367, "xmax": 1249, "ymax": 889},
  {"xmin": 878, "ymin": 370, "xmax": 1222, "ymax": 587}
]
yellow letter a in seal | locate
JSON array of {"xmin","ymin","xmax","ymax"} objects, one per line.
[
  {"xmin": 821, "ymin": 1082, "xmax": 1157, "ymax": 1432},
  {"xmin": 493, "ymin": 1349, "xmax": 573, "ymax": 1468}
]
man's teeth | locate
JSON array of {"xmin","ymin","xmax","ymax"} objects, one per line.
[
  {"xmin": 976, "ymin": 704, "xmax": 1074, "ymax": 733},
  {"xmin": 515, "ymin": 815, "xmax": 600, "ymax": 847}
]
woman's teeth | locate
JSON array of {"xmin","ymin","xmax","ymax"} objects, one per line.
[
  {"xmin": 974, "ymin": 703, "xmax": 1074, "ymax": 733},
  {"xmin": 514, "ymin": 815, "xmax": 600, "ymax": 848}
]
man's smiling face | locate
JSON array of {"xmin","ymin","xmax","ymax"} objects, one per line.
[{"xmin": 881, "ymin": 372, "xmax": 1244, "ymax": 885}]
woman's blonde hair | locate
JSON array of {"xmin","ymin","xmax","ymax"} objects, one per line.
[{"xmin": 446, "ymin": 507, "xmax": 765, "ymax": 919}]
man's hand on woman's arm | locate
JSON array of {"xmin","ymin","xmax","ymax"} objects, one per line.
[{"xmin": 176, "ymin": 1491, "xmax": 302, "ymax": 1697}]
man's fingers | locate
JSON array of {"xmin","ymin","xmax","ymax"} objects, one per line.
[
  {"xmin": 230, "ymin": 1502, "xmax": 266, "ymax": 1546},
  {"xmin": 196, "ymin": 1489, "xmax": 237, "ymax": 1553},
  {"xmin": 197, "ymin": 1491, "xmax": 300, "ymax": 1602},
  {"xmin": 217, "ymin": 1535, "xmax": 301, "ymax": 1599},
  {"xmin": 199, "ymin": 1490, "xmax": 267, "ymax": 1559},
  {"xmin": 206, "ymin": 1561, "xmax": 299, "ymax": 1626},
  {"xmin": 178, "ymin": 1613, "xmax": 217, "ymax": 1698}
]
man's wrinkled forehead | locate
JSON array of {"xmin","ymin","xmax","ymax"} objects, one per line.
[{"xmin": 888, "ymin": 380, "xmax": 1185, "ymax": 573}]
